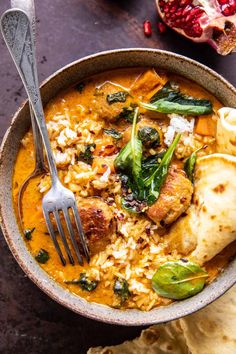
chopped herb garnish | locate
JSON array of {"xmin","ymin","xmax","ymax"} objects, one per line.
[
  {"xmin": 65, "ymin": 273, "xmax": 98, "ymax": 292},
  {"xmin": 35, "ymin": 249, "xmax": 49, "ymax": 264},
  {"xmin": 113, "ymin": 277, "xmax": 131, "ymax": 304},
  {"xmin": 104, "ymin": 128, "xmax": 122, "ymax": 139},
  {"xmin": 24, "ymin": 227, "xmax": 35, "ymax": 240},
  {"xmin": 77, "ymin": 143, "xmax": 96, "ymax": 165},
  {"xmin": 107, "ymin": 91, "xmax": 129, "ymax": 105},
  {"xmin": 75, "ymin": 82, "xmax": 85, "ymax": 93}
]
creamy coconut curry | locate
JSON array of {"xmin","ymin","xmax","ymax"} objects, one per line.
[{"xmin": 12, "ymin": 68, "xmax": 236, "ymax": 310}]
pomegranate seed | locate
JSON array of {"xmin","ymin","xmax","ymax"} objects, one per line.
[
  {"xmin": 157, "ymin": 21, "xmax": 167, "ymax": 33},
  {"xmin": 143, "ymin": 20, "xmax": 152, "ymax": 37}
]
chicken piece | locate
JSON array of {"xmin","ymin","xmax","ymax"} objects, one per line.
[
  {"xmin": 78, "ymin": 197, "xmax": 115, "ymax": 255},
  {"xmin": 91, "ymin": 82, "xmax": 132, "ymax": 121},
  {"xmin": 130, "ymin": 69, "xmax": 167, "ymax": 99},
  {"xmin": 147, "ymin": 166, "xmax": 193, "ymax": 226}
]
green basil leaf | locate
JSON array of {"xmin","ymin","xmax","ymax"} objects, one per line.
[
  {"xmin": 65, "ymin": 273, "xmax": 98, "ymax": 291},
  {"xmin": 184, "ymin": 145, "xmax": 207, "ymax": 183},
  {"xmin": 152, "ymin": 260, "xmax": 208, "ymax": 300},
  {"xmin": 114, "ymin": 108, "xmax": 142, "ymax": 182},
  {"xmin": 107, "ymin": 91, "xmax": 129, "ymax": 105},
  {"xmin": 144, "ymin": 133, "xmax": 181, "ymax": 205}
]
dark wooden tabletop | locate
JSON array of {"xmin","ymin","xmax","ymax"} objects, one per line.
[{"xmin": 0, "ymin": 1, "xmax": 236, "ymax": 353}]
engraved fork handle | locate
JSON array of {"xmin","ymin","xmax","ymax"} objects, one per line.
[
  {"xmin": 1, "ymin": 9, "xmax": 58, "ymax": 184},
  {"xmin": 10, "ymin": 1, "xmax": 45, "ymax": 171}
]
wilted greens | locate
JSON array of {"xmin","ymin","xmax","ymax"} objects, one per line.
[
  {"xmin": 184, "ymin": 145, "xmax": 207, "ymax": 183},
  {"xmin": 114, "ymin": 109, "xmax": 180, "ymax": 212},
  {"xmin": 144, "ymin": 133, "xmax": 181, "ymax": 205},
  {"xmin": 116, "ymin": 106, "xmax": 137, "ymax": 123},
  {"xmin": 104, "ymin": 128, "xmax": 122, "ymax": 139},
  {"xmin": 24, "ymin": 227, "xmax": 35, "ymax": 240},
  {"xmin": 75, "ymin": 82, "xmax": 85, "ymax": 93},
  {"xmin": 138, "ymin": 126, "xmax": 160, "ymax": 148},
  {"xmin": 152, "ymin": 260, "xmax": 208, "ymax": 300},
  {"xmin": 35, "ymin": 249, "xmax": 49, "ymax": 264},
  {"xmin": 65, "ymin": 273, "xmax": 98, "ymax": 292},
  {"xmin": 113, "ymin": 277, "xmax": 131, "ymax": 304},
  {"xmin": 107, "ymin": 91, "xmax": 129, "ymax": 105},
  {"xmin": 77, "ymin": 143, "xmax": 96, "ymax": 165},
  {"xmin": 141, "ymin": 82, "xmax": 212, "ymax": 116}
]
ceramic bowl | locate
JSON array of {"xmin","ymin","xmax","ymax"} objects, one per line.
[{"xmin": 1, "ymin": 49, "xmax": 236, "ymax": 326}]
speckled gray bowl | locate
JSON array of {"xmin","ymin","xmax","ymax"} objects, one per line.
[{"xmin": 1, "ymin": 49, "xmax": 236, "ymax": 326}]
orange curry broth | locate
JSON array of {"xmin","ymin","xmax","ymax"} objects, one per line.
[{"xmin": 12, "ymin": 68, "xmax": 235, "ymax": 309}]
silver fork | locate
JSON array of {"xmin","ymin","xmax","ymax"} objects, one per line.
[
  {"xmin": 1, "ymin": 9, "xmax": 90, "ymax": 265},
  {"xmin": 11, "ymin": 1, "xmax": 47, "ymax": 227}
]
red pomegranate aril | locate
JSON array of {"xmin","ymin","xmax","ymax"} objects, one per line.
[
  {"xmin": 157, "ymin": 21, "xmax": 167, "ymax": 33},
  {"xmin": 156, "ymin": 0, "xmax": 236, "ymax": 54},
  {"xmin": 143, "ymin": 20, "xmax": 152, "ymax": 37}
]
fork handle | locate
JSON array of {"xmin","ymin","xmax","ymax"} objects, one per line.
[
  {"xmin": 1, "ymin": 9, "xmax": 58, "ymax": 184},
  {"xmin": 11, "ymin": 1, "xmax": 46, "ymax": 172}
]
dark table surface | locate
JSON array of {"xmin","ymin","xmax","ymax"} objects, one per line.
[{"xmin": 0, "ymin": 1, "xmax": 236, "ymax": 353}]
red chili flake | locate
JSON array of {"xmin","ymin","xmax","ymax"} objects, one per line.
[
  {"xmin": 143, "ymin": 20, "xmax": 152, "ymax": 37},
  {"xmin": 145, "ymin": 226, "xmax": 151, "ymax": 236},
  {"xmin": 137, "ymin": 237, "xmax": 144, "ymax": 244},
  {"xmin": 105, "ymin": 145, "xmax": 114, "ymax": 149},
  {"xmin": 157, "ymin": 21, "xmax": 167, "ymax": 34},
  {"xmin": 117, "ymin": 213, "xmax": 125, "ymax": 221}
]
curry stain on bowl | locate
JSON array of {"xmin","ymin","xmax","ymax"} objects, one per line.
[{"xmin": 0, "ymin": 49, "xmax": 236, "ymax": 325}]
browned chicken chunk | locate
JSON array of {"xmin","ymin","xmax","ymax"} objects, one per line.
[
  {"xmin": 91, "ymin": 82, "xmax": 132, "ymax": 121},
  {"xmin": 147, "ymin": 166, "xmax": 193, "ymax": 226},
  {"xmin": 78, "ymin": 197, "xmax": 115, "ymax": 255}
]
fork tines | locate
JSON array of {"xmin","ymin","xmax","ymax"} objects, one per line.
[{"xmin": 43, "ymin": 204, "xmax": 90, "ymax": 266}]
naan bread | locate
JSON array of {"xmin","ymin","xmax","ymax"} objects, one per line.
[
  {"xmin": 217, "ymin": 107, "xmax": 236, "ymax": 154},
  {"xmin": 88, "ymin": 286, "xmax": 236, "ymax": 354},
  {"xmin": 180, "ymin": 285, "xmax": 236, "ymax": 354},
  {"xmin": 88, "ymin": 321, "xmax": 189, "ymax": 354},
  {"xmin": 167, "ymin": 154, "xmax": 236, "ymax": 265}
]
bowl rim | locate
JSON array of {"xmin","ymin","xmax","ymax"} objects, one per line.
[{"xmin": 1, "ymin": 48, "xmax": 236, "ymax": 326}]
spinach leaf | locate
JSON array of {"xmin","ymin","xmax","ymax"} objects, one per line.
[
  {"xmin": 114, "ymin": 108, "xmax": 142, "ymax": 185},
  {"xmin": 144, "ymin": 133, "xmax": 181, "ymax": 205},
  {"xmin": 75, "ymin": 82, "xmax": 85, "ymax": 93},
  {"xmin": 114, "ymin": 277, "xmax": 131, "ymax": 304},
  {"xmin": 152, "ymin": 260, "xmax": 208, "ymax": 300},
  {"xmin": 184, "ymin": 145, "xmax": 207, "ymax": 183},
  {"xmin": 116, "ymin": 106, "xmax": 137, "ymax": 123},
  {"xmin": 35, "ymin": 249, "xmax": 49, "ymax": 264},
  {"xmin": 141, "ymin": 82, "xmax": 212, "ymax": 116},
  {"xmin": 138, "ymin": 127, "xmax": 160, "ymax": 148},
  {"xmin": 107, "ymin": 91, "xmax": 129, "ymax": 105},
  {"xmin": 77, "ymin": 143, "xmax": 96, "ymax": 165},
  {"xmin": 24, "ymin": 227, "xmax": 35, "ymax": 240},
  {"xmin": 141, "ymin": 151, "xmax": 166, "ymax": 179},
  {"xmin": 104, "ymin": 128, "xmax": 122, "ymax": 139},
  {"xmin": 65, "ymin": 273, "xmax": 98, "ymax": 291}
]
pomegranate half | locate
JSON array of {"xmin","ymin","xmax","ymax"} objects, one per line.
[{"xmin": 156, "ymin": 0, "xmax": 236, "ymax": 55}]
